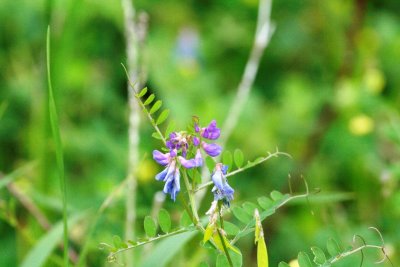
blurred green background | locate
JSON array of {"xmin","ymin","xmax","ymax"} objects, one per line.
[{"xmin": 1, "ymin": 0, "xmax": 399, "ymax": 266}]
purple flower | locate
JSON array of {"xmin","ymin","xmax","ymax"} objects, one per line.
[
  {"xmin": 211, "ymin": 163, "xmax": 234, "ymax": 206},
  {"xmin": 194, "ymin": 123, "xmax": 201, "ymax": 133},
  {"xmin": 163, "ymin": 168, "xmax": 180, "ymax": 201},
  {"xmin": 178, "ymin": 149, "xmax": 203, "ymax": 168},
  {"xmin": 201, "ymin": 120, "xmax": 220, "ymax": 140},
  {"xmin": 153, "ymin": 150, "xmax": 171, "ymax": 166},
  {"xmin": 154, "ymin": 160, "xmax": 180, "ymax": 201},
  {"xmin": 192, "ymin": 136, "xmax": 200, "ymax": 146},
  {"xmin": 201, "ymin": 142, "xmax": 221, "ymax": 157}
]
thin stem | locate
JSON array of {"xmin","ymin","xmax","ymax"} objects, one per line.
[
  {"xmin": 329, "ymin": 245, "xmax": 384, "ymax": 264},
  {"xmin": 182, "ymin": 170, "xmax": 200, "ymax": 227},
  {"xmin": 217, "ymin": 229, "xmax": 233, "ymax": 267},
  {"xmin": 220, "ymin": 0, "xmax": 274, "ymax": 147},
  {"xmin": 195, "ymin": 150, "xmax": 290, "ymax": 192},
  {"xmin": 195, "ymin": 0, "xmax": 275, "ymax": 205},
  {"xmin": 105, "ymin": 228, "xmax": 189, "ymax": 259},
  {"xmin": 231, "ymin": 192, "xmax": 310, "ymax": 245},
  {"xmin": 121, "ymin": 0, "xmax": 148, "ymax": 266},
  {"xmin": 121, "ymin": 64, "xmax": 166, "ymax": 146}
]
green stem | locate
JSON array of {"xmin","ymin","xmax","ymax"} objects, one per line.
[
  {"xmin": 182, "ymin": 170, "xmax": 200, "ymax": 227},
  {"xmin": 217, "ymin": 203, "xmax": 233, "ymax": 267},
  {"xmin": 195, "ymin": 150, "xmax": 291, "ymax": 192},
  {"xmin": 217, "ymin": 229, "xmax": 233, "ymax": 267}
]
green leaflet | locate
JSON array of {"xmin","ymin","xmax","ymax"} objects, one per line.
[
  {"xmin": 149, "ymin": 100, "xmax": 162, "ymax": 114},
  {"xmin": 232, "ymin": 207, "xmax": 252, "ymax": 223},
  {"xmin": 224, "ymin": 221, "xmax": 240, "ymax": 236},
  {"xmin": 143, "ymin": 93, "xmax": 155, "ymax": 105},
  {"xmin": 137, "ymin": 87, "xmax": 148, "ymax": 97},
  {"xmin": 144, "ymin": 216, "xmax": 157, "ymax": 237},
  {"xmin": 156, "ymin": 109, "xmax": 170, "ymax": 125},
  {"xmin": 311, "ymin": 246, "xmax": 326, "ymax": 265},
  {"xmin": 180, "ymin": 210, "xmax": 192, "ymax": 227},
  {"xmin": 216, "ymin": 251, "xmax": 242, "ymax": 267},
  {"xmin": 257, "ymin": 197, "xmax": 273, "ymax": 210},
  {"xmin": 326, "ymin": 238, "xmax": 341, "ymax": 257},
  {"xmin": 298, "ymin": 252, "xmax": 312, "ymax": 267},
  {"xmin": 233, "ymin": 149, "xmax": 244, "ymax": 168},
  {"xmin": 158, "ymin": 209, "xmax": 171, "ymax": 233},
  {"xmin": 242, "ymin": 202, "xmax": 259, "ymax": 216},
  {"xmin": 270, "ymin": 190, "xmax": 284, "ymax": 201},
  {"xmin": 223, "ymin": 151, "xmax": 233, "ymax": 171}
]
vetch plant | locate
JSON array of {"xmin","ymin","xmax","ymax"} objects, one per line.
[{"xmin": 99, "ymin": 77, "xmax": 394, "ymax": 267}]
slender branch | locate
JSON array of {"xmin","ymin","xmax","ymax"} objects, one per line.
[
  {"xmin": 103, "ymin": 228, "xmax": 190, "ymax": 261},
  {"xmin": 217, "ymin": 229, "xmax": 234, "ymax": 267},
  {"xmin": 329, "ymin": 245, "xmax": 386, "ymax": 265},
  {"xmin": 196, "ymin": 0, "xmax": 275, "ymax": 204},
  {"xmin": 182, "ymin": 170, "xmax": 200, "ymax": 227},
  {"xmin": 121, "ymin": 0, "xmax": 148, "ymax": 266},
  {"xmin": 220, "ymin": 0, "xmax": 275, "ymax": 147},
  {"xmin": 195, "ymin": 150, "xmax": 290, "ymax": 192},
  {"xmin": 231, "ymin": 192, "xmax": 310, "ymax": 245},
  {"xmin": 121, "ymin": 64, "xmax": 167, "ymax": 146}
]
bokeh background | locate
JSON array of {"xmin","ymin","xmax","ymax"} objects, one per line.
[{"xmin": 1, "ymin": 0, "xmax": 399, "ymax": 266}]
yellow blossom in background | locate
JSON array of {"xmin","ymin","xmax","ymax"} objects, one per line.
[
  {"xmin": 349, "ymin": 114, "xmax": 374, "ymax": 136},
  {"xmin": 137, "ymin": 159, "xmax": 158, "ymax": 183},
  {"xmin": 364, "ymin": 68, "xmax": 385, "ymax": 94},
  {"xmin": 289, "ymin": 259, "xmax": 299, "ymax": 267}
]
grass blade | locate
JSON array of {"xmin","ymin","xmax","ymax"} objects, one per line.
[
  {"xmin": 20, "ymin": 213, "xmax": 86, "ymax": 267},
  {"xmin": 47, "ymin": 26, "xmax": 69, "ymax": 267}
]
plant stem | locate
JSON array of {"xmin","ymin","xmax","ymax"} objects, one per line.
[
  {"xmin": 121, "ymin": 0, "xmax": 142, "ymax": 264},
  {"xmin": 217, "ymin": 229, "xmax": 234, "ymax": 267},
  {"xmin": 182, "ymin": 170, "xmax": 200, "ymax": 227}
]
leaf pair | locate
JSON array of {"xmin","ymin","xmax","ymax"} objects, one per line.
[
  {"xmin": 137, "ymin": 87, "xmax": 170, "ymax": 126},
  {"xmin": 144, "ymin": 209, "xmax": 171, "ymax": 237},
  {"xmin": 222, "ymin": 149, "xmax": 244, "ymax": 171},
  {"xmin": 278, "ymin": 238, "xmax": 342, "ymax": 267}
]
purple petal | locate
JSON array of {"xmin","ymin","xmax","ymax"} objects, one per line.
[
  {"xmin": 178, "ymin": 149, "xmax": 203, "ymax": 169},
  {"xmin": 201, "ymin": 142, "xmax": 221, "ymax": 157},
  {"xmin": 194, "ymin": 149, "xmax": 203, "ymax": 166},
  {"xmin": 211, "ymin": 169, "xmax": 224, "ymax": 190},
  {"xmin": 222, "ymin": 165, "xmax": 228, "ymax": 175},
  {"xmin": 166, "ymin": 140, "xmax": 174, "ymax": 149},
  {"xmin": 155, "ymin": 168, "xmax": 168, "ymax": 181},
  {"xmin": 169, "ymin": 132, "xmax": 177, "ymax": 139},
  {"xmin": 178, "ymin": 156, "xmax": 197, "ymax": 168},
  {"xmin": 192, "ymin": 136, "xmax": 200, "ymax": 146},
  {"xmin": 163, "ymin": 169, "xmax": 180, "ymax": 201},
  {"xmin": 201, "ymin": 120, "xmax": 220, "ymax": 140},
  {"xmin": 156, "ymin": 161, "xmax": 176, "ymax": 181},
  {"xmin": 170, "ymin": 149, "xmax": 177, "ymax": 157},
  {"xmin": 194, "ymin": 123, "xmax": 200, "ymax": 133},
  {"xmin": 153, "ymin": 150, "xmax": 170, "ymax": 166}
]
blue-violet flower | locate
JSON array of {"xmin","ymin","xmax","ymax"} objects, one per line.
[{"xmin": 211, "ymin": 163, "xmax": 234, "ymax": 206}]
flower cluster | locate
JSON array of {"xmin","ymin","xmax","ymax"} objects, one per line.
[
  {"xmin": 211, "ymin": 163, "xmax": 234, "ymax": 207},
  {"xmin": 153, "ymin": 119, "xmax": 224, "ymax": 201}
]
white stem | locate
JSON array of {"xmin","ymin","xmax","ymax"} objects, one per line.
[
  {"xmin": 196, "ymin": 0, "xmax": 275, "ymax": 204},
  {"xmin": 121, "ymin": 0, "xmax": 142, "ymax": 266}
]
